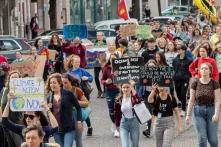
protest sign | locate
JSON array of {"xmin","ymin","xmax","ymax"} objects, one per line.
[
  {"xmin": 34, "ymin": 55, "xmax": 47, "ymax": 77},
  {"xmin": 63, "ymin": 24, "xmax": 88, "ymax": 40},
  {"xmin": 48, "ymin": 49, "xmax": 57, "ymax": 61},
  {"xmin": 135, "ymin": 25, "xmax": 153, "ymax": 39},
  {"xmin": 9, "ymin": 77, "xmax": 44, "ymax": 111},
  {"xmin": 112, "ymin": 57, "xmax": 144, "ymax": 84},
  {"xmin": 140, "ymin": 66, "xmax": 174, "ymax": 86},
  {"xmin": 120, "ymin": 24, "xmax": 137, "ymax": 38},
  {"xmin": 86, "ymin": 47, "xmax": 107, "ymax": 68},
  {"xmin": 10, "ymin": 60, "xmax": 36, "ymax": 76}
]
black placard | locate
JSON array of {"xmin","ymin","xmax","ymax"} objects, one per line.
[
  {"xmin": 112, "ymin": 57, "xmax": 144, "ymax": 84},
  {"xmin": 140, "ymin": 66, "xmax": 174, "ymax": 86}
]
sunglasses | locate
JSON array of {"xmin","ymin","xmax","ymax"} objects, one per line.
[{"xmin": 24, "ymin": 114, "xmax": 35, "ymax": 120}]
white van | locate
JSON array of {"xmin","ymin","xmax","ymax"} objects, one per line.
[{"xmin": 94, "ymin": 18, "xmax": 138, "ymax": 31}]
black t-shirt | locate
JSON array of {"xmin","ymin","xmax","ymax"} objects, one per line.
[{"xmin": 153, "ymin": 95, "xmax": 177, "ymax": 117}]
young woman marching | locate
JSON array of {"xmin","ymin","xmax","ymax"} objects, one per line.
[
  {"xmin": 114, "ymin": 80, "xmax": 142, "ymax": 147},
  {"xmin": 148, "ymin": 85, "xmax": 182, "ymax": 147},
  {"xmin": 186, "ymin": 62, "xmax": 221, "ymax": 147}
]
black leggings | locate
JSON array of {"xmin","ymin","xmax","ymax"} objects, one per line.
[
  {"xmin": 94, "ymin": 67, "xmax": 102, "ymax": 92},
  {"xmin": 174, "ymin": 80, "xmax": 189, "ymax": 111}
]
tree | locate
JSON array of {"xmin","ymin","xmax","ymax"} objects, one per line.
[
  {"xmin": 157, "ymin": 0, "xmax": 162, "ymax": 16},
  {"xmin": 48, "ymin": 0, "xmax": 56, "ymax": 30}
]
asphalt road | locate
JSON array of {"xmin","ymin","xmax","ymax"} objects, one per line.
[{"xmin": 52, "ymin": 69, "xmax": 221, "ymax": 147}]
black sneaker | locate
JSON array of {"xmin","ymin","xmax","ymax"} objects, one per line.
[
  {"xmin": 97, "ymin": 91, "xmax": 103, "ymax": 98},
  {"xmin": 87, "ymin": 127, "xmax": 93, "ymax": 136},
  {"xmin": 143, "ymin": 129, "xmax": 150, "ymax": 138}
]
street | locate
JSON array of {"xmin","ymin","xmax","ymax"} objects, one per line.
[{"xmin": 77, "ymin": 69, "xmax": 221, "ymax": 147}]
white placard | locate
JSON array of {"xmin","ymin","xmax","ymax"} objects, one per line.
[{"xmin": 9, "ymin": 77, "xmax": 44, "ymax": 111}]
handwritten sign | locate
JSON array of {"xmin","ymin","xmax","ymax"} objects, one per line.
[
  {"xmin": 10, "ymin": 60, "xmax": 36, "ymax": 76},
  {"xmin": 140, "ymin": 66, "xmax": 174, "ymax": 86},
  {"xmin": 136, "ymin": 25, "xmax": 153, "ymax": 39},
  {"xmin": 120, "ymin": 24, "xmax": 137, "ymax": 38},
  {"xmin": 9, "ymin": 77, "xmax": 44, "ymax": 111},
  {"xmin": 34, "ymin": 55, "xmax": 47, "ymax": 77},
  {"xmin": 63, "ymin": 24, "xmax": 88, "ymax": 40},
  {"xmin": 112, "ymin": 57, "xmax": 144, "ymax": 84}
]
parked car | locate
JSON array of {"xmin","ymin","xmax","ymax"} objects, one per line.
[
  {"xmin": 0, "ymin": 36, "xmax": 32, "ymax": 63},
  {"xmin": 152, "ymin": 16, "xmax": 183, "ymax": 25},
  {"xmin": 94, "ymin": 18, "xmax": 138, "ymax": 31},
  {"xmin": 162, "ymin": 6, "xmax": 190, "ymax": 16}
]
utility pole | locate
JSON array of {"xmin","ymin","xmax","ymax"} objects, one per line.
[{"xmin": 158, "ymin": 0, "xmax": 162, "ymax": 16}]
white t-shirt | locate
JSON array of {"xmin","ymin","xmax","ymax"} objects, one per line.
[{"xmin": 121, "ymin": 97, "xmax": 134, "ymax": 118}]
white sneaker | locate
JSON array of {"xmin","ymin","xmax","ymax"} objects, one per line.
[
  {"xmin": 180, "ymin": 110, "xmax": 185, "ymax": 117},
  {"xmin": 114, "ymin": 130, "xmax": 120, "ymax": 138},
  {"xmin": 111, "ymin": 123, "xmax": 115, "ymax": 133}
]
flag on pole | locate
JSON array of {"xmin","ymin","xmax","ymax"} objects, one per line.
[{"xmin": 118, "ymin": 0, "xmax": 129, "ymax": 20}]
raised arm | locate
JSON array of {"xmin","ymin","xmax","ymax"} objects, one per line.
[
  {"xmin": 148, "ymin": 84, "xmax": 158, "ymax": 103},
  {"xmin": 41, "ymin": 101, "xmax": 58, "ymax": 128}
]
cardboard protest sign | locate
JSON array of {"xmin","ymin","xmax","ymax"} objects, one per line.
[
  {"xmin": 22, "ymin": 55, "xmax": 35, "ymax": 61},
  {"xmin": 120, "ymin": 24, "xmax": 137, "ymax": 38},
  {"xmin": 10, "ymin": 60, "xmax": 36, "ymax": 76},
  {"xmin": 9, "ymin": 77, "xmax": 44, "ymax": 111},
  {"xmin": 112, "ymin": 57, "xmax": 144, "ymax": 84},
  {"xmin": 136, "ymin": 25, "xmax": 153, "ymax": 39},
  {"xmin": 63, "ymin": 24, "xmax": 88, "ymax": 40},
  {"xmin": 48, "ymin": 49, "xmax": 57, "ymax": 61},
  {"xmin": 86, "ymin": 47, "xmax": 107, "ymax": 68},
  {"xmin": 140, "ymin": 66, "xmax": 174, "ymax": 86},
  {"xmin": 34, "ymin": 55, "xmax": 47, "ymax": 77}
]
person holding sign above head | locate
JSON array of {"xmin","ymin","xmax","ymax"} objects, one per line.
[
  {"xmin": 2, "ymin": 92, "xmax": 59, "ymax": 143},
  {"xmin": 101, "ymin": 54, "xmax": 120, "ymax": 137},
  {"xmin": 114, "ymin": 80, "xmax": 142, "ymax": 147},
  {"xmin": 34, "ymin": 38, "xmax": 50, "ymax": 81},
  {"xmin": 148, "ymin": 84, "xmax": 182, "ymax": 147},
  {"xmin": 139, "ymin": 59, "xmax": 157, "ymax": 138},
  {"xmin": 186, "ymin": 62, "xmax": 221, "ymax": 147},
  {"xmin": 46, "ymin": 73, "xmax": 82, "ymax": 147}
]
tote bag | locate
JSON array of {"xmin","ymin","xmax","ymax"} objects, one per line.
[{"xmin": 133, "ymin": 101, "xmax": 152, "ymax": 124}]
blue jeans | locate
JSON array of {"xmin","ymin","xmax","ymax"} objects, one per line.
[
  {"xmin": 120, "ymin": 116, "xmax": 140, "ymax": 147},
  {"xmin": 105, "ymin": 89, "xmax": 119, "ymax": 123},
  {"xmin": 73, "ymin": 109, "xmax": 83, "ymax": 147},
  {"xmin": 54, "ymin": 131, "xmax": 75, "ymax": 147},
  {"xmin": 192, "ymin": 105, "xmax": 219, "ymax": 147}
]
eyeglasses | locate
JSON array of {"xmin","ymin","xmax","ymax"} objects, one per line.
[{"xmin": 24, "ymin": 114, "xmax": 35, "ymax": 120}]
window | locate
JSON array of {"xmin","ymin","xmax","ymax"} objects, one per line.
[
  {"xmin": 179, "ymin": 7, "xmax": 188, "ymax": 11},
  {"xmin": 97, "ymin": 25, "xmax": 108, "ymax": 29},
  {"xmin": 0, "ymin": 40, "xmax": 20, "ymax": 51}
]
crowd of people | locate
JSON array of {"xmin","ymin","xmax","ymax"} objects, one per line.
[{"xmin": 0, "ymin": 12, "xmax": 221, "ymax": 147}]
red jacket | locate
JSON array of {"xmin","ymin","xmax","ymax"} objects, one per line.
[
  {"xmin": 0, "ymin": 55, "xmax": 9, "ymax": 72},
  {"xmin": 189, "ymin": 57, "xmax": 219, "ymax": 81},
  {"xmin": 63, "ymin": 44, "xmax": 86, "ymax": 68},
  {"xmin": 114, "ymin": 94, "xmax": 142, "ymax": 127},
  {"xmin": 101, "ymin": 64, "xmax": 119, "ymax": 91}
]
